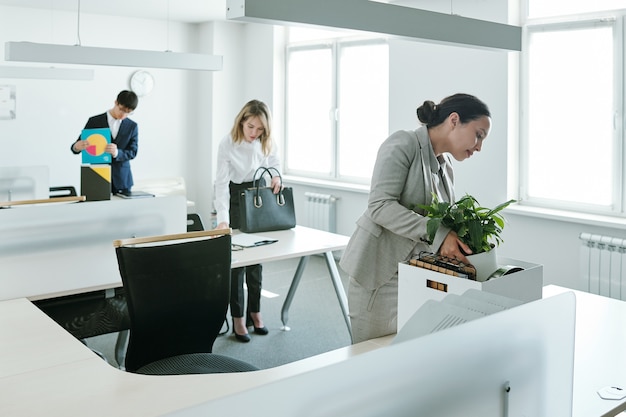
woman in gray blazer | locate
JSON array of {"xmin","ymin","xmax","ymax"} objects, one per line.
[{"xmin": 340, "ymin": 93, "xmax": 492, "ymax": 343}]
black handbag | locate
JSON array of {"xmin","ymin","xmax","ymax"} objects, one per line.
[{"xmin": 238, "ymin": 167, "xmax": 296, "ymax": 233}]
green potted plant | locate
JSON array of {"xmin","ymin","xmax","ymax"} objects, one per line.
[{"xmin": 418, "ymin": 194, "xmax": 516, "ymax": 281}]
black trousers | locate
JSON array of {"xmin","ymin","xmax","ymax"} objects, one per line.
[{"xmin": 229, "ymin": 180, "xmax": 264, "ymax": 318}]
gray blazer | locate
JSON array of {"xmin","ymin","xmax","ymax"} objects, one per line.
[{"xmin": 340, "ymin": 127, "xmax": 455, "ymax": 290}]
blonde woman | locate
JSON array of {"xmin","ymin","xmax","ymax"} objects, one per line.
[{"xmin": 214, "ymin": 100, "xmax": 281, "ymax": 342}]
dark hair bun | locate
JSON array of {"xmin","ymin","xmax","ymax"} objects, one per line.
[{"xmin": 416, "ymin": 100, "xmax": 437, "ymax": 124}]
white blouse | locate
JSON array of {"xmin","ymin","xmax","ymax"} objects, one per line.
[{"xmin": 214, "ymin": 134, "xmax": 281, "ymax": 225}]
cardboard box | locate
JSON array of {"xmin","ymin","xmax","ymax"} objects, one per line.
[{"xmin": 398, "ymin": 257, "xmax": 543, "ymax": 330}]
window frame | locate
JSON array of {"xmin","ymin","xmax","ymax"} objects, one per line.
[
  {"xmin": 518, "ymin": 11, "xmax": 626, "ymax": 217},
  {"xmin": 283, "ymin": 35, "xmax": 389, "ymax": 185}
]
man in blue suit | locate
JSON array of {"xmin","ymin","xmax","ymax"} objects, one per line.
[{"xmin": 71, "ymin": 90, "xmax": 139, "ymax": 195}]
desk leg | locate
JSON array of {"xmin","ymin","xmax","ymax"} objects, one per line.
[
  {"xmin": 281, "ymin": 255, "xmax": 310, "ymax": 331},
  {"xmin": 323, "ymin": 251, "xmax": 353, "ymax": 342}
]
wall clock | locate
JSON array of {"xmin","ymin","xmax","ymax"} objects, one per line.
[{"xmin": 129, "ymin": 70, "xmax": 154, "ymax": 97}]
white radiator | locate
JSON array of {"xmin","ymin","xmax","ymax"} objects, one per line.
[
  {"xmin": 304, "ymin": 192, "xmax": 337, "ymax": 233},
  {"xmin": 579, "ymin": 232, "xmax": 626, "ymax": 300}
]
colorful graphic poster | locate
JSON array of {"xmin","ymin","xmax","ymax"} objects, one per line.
[{"xmin": 81, "ymin": 128, "xmax": 112, "ymax": 164}]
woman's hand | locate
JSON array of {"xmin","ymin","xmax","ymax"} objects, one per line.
[
  {"xmin": 438, "ymin": 231, "xmax": 472, "ymax": 265},
  {"xmin": 215, "ymin": 221, "xmax": 230, "ymax": 230},
  {"xmin": 270, "ymin": 176, "xmax": 282, "ymax": 194}
]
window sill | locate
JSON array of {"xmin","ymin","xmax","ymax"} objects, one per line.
[
  {"xmin": 283, "ymin": 175, "xmax": 370, "ymax": 194},
  {"xmin": 506, "ymin": 204, "xmax": 626, "ymax": 230}
]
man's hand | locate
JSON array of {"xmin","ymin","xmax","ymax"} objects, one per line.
[
  {"xmin": 105, "ymin": 143, "xmax": 118, "ymax": 158},
  {"xmin": 73, "ymin": 140, "xmax": 89, "ymax": 152}
]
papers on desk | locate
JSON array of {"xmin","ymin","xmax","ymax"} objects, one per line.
[{"xmin": 231, "ymin": 233, "xmax": 278, "ymax": 248}]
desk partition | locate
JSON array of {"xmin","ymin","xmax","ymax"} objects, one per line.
[
  {"xmin": 0, "ymin": 165, "xmax": 49, "ymax": 202},
  {"xmin": 168, "ymin": 292, "xmax": 577, "ymax": 417},
  {"xmin": 0, "ymin": 195, "xmax": 186, "ymax": 301}
]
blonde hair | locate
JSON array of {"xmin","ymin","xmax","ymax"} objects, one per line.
[{"xmin": 230, "ymin": 100, "xmax": 273, "ymax": 156}]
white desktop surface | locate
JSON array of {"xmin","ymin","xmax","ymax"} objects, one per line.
[
  {"xmin": 1, "ymin": 220, "xmax": 347, "ymax": 302},
  {"xmin": 231, "ymin": 226, "xmax": 352, "ymax": 335},
  {"xmin": 2, "ymin": 286, "xmax": 625, "ymax": 416},
  {"xmin": 230, "ymin": 226, "xmax": 349, "ymax": 268},
  {"xmin": 544, "ymin": 285, "xmax": 626, "ymax": 417},
  {"xmin": 0, "ymin": 297, "xmax": 390, "ymax": 417},
  {"xmin": 1, "ymin": 220, "xmax": 351, "ymax": 337}
]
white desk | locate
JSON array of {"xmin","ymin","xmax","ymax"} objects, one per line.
[
  {"xmin": 2, "ymin": 286, "xmax": 626, "ymax": 416},
  {"xmin": 231, "ymin": 226, "xmax": 351, "ymax": 336},
  {"xmin": 544, "ymin": 285, "xmax": 626, "ymax": 417},
  {"xmin": 0, "ymin": 201, "xmax": 350, "ymax": 336},
  {"xmin": 0, "ymin": 297, "xmax": 390, "ymax": 417}
]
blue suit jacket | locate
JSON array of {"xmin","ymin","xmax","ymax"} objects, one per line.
[{"xmin": 71, "ymin": 112, "xmax": 138, "ymax": 192}]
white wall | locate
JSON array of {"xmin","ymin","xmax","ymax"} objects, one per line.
[
  {"xmin": 499, "ymin": 213, "xmax": 626, "ymax": 290},
  {"xmin": 2, "ymin": 3, "xmax": 620, "ymax": 291},
  {"xmin": 0, "ymin": 5, "xmax": 280, "ymax": 226},
  {"xmin": 0, "ymin": 5, "xmax": 207, "ymax": 206},
  {"xmin": 194, "ymin": 20, "xmax": 279, "ymax": 222},
  {"xmin": 278, "ymin": 1, "xmax": 614, "ymax": 291},
  {"xmin": 287, "ymin": 40, "xmax": 509, "ymax": 238},
  {"xmin": 388, "ymin": 39, "xmax": 509, "ymax": 208}
]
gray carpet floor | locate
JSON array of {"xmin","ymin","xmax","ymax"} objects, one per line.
[{"xmin": 84, "ymin": 253, "xmax": 352, "ymax": 370}]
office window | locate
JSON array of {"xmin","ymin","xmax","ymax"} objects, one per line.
[
  {"xmin": 528, "ymin": 0, "xmax": 626, "ymax": 19},
  {"xmin": 285, "ymin": 29, "xmax": 389, "ymax": 183},
  {"xmin": 520, "ymin": 7, "xmax": 623, "ymax": 215}
]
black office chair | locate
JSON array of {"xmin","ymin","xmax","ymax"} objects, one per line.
[
  {"xmin": 49, "ymin": 186, "xmax": 78, "ymax": 198},
  {"xmin": 186, "ymin": 213, "xmax": 205, "ymax": 232},
  {"xmin": 33, "ymin": 289, "xmax": 130, "ymax": 367},
  {"xmin": 185, "ymin": 212, "xmax": 230, "ymax": 335},
  {"xmin": 114, "ymin": 230, "xmax": 258, "ymax": 374}
]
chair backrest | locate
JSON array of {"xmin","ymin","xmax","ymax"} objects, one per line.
[
  {"xmin": 114, "ymin": 230, "xmax": 232, "ymax": 372},
  {"xmin": 187, "ymin": 213, "xmax": 205, "ymax": 232},
  {"xmin": 49, "ymin": 186, "xmax": 78, "ymax": 198}
]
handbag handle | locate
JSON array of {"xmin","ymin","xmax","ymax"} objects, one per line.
[
  {"xmin": 251, "ymin": 166, "xmax": 284, "ymax": 187},
  {"xmin": 251, "ymin": 167, "xmax": 285, "ymax": 208}
]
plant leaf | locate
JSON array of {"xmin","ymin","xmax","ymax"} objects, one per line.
[
  {"xmin": 412, "ymin": 194, "xmax": 516, "ymax": 254},
  {"xmin": 426, "ymin": 217, "xmax": 441, "ymax": 243}
]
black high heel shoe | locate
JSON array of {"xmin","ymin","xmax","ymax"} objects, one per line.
[
  {"xmin": 232, "ymin": 319, "xmax": 250, "ymax": 343},
  {"xmin": 247, "ymin": 313, "xmax": 269, "ymax": 335},
  {"xmin": 253, "ymin": 325, "xmax": 269, "ymax": 335}
]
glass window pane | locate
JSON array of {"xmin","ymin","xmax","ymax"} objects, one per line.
[
  {"xmin": 526, "ymin": 26, "xmax": 614, "ymax": 207},
  {"xmin": 528, "ymin": 0, "xmax": 626, "ymax": 18},
  {"xmin": 285, "ymin": 48, "xmax": 333, "ymax": 175},
  {"xmin": 338, "ymin": 43, "xmax": 389, "ymax": 180}
]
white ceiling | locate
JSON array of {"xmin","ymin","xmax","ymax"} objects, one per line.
[{"xmin": 0, "ymin": 0, "xmax": 227, "ymax": 23}]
